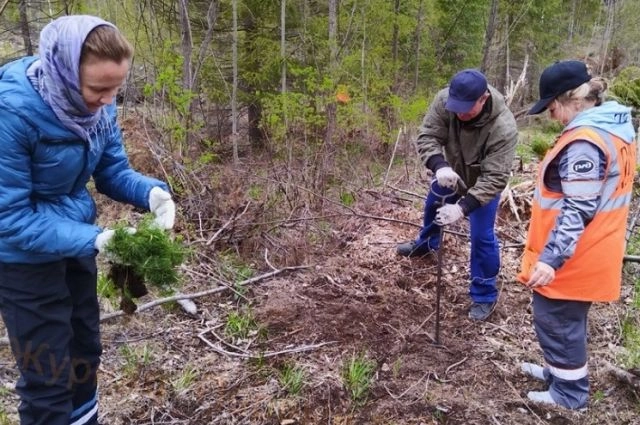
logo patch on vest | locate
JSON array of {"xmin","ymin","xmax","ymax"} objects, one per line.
[{"xmin": 572, "ymin": 159, "xmax": 595, "ymax": 174}]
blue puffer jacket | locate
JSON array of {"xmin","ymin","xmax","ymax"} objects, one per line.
[{"xmin": 0, "ymin": 57, "xmax": 168, "ymax": 263}]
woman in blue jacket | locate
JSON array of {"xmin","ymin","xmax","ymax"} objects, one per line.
[{"xmin": 0, "ymin": 16, "xmax": 175, "ymax": 425}]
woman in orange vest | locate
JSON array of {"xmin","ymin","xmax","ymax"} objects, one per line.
[{"xmin": 518, "ymin": 60, "xmax": 636, "ymax": 409}]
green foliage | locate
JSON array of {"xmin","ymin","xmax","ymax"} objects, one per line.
[
  {"xmin": 433, "ymin": 0, "xmax": 487, "ymax": 73},
  {"xmin": 142, "ymin": 40, "xmax": 197, "ymax": 144},
  {"xmin": 218, "ymin": 252, "xmax": 255, "ymax": 284},
  {"xmin": 610, "ymin": 67, "xmax": 640, "ymax": 111},
  {"xmin": 621, "ymin": 316, "xmax": 640, "ymax": 369},
  {"xmin": 340, "ymin": 191, "xmax": 356, "ymax": 207},
  {"xmin": 391, "ymin": 95, "xmax": 429, "ymax": 125},
  {"xmin": 592, "ymin": 389, "xmax": 606, "ymax": 403},
  {"xmin": 341, "ymin": 353, "xmax": 377, "ymax": 403},
  {"xmin": 224, "ymin": 309, "xmax": 259, "ymax": 341},
  {"xmin": 278, "ymin": 362, "xmax": 306, "ymax": 396},
  {"xmin": 96, "ymin": 272, "xmax": 120, "ymax": 309},
  {"xmin": 119, "ymin": 343, "xmax": 154, "ymax": 378},
  {"xmin": 105, "ymin": 216, "xmax": 187, "ymax": 292},
  {"xmin": 172, "ymin": 364, "xmax": 198, "ymax": 393},
  {"xmin": 0, "ymin": 410, "xmax": 11, "ymax": 425},
  {"xmin": 530, "ymin": 137, "xmax": 553, "ymax": 161}
]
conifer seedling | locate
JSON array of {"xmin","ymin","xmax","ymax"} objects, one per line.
[{"xmin": 104, "ymin": 215, "xmax": 187, "ymax": 313}]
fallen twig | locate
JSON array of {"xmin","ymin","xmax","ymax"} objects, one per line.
[
  {"xmin": 383, "ymin": 370, "xmax": 432, "ymax": 400},
  {"xmin": 100, "ymin": 264, "xmax": 310, "ymax": 321},
  {"xmin": 387, "ymin": 184, "xmax": 425, "ymax": 200},
  {"xmin": 603, "ymin": 360, "xmax": 640, "ymax": 391},
  {"xmin": 198, "ymin": 331, "xmax": 335, "ymax": 359},
  {"xmin": 445, "ymin": 356, "xmax": 468, "ymax": 376},
  {"xmin": 384, "ymin": 127, "xmax": 405, "ymax": 187},
  {"xmin": 206, "ymin": 201, "xmax": 251, "ymax": 245}
]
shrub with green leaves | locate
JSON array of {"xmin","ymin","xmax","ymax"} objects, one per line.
[{"xmin": 610, "ymin": 66, "xmax": 640, "ymax": 111}]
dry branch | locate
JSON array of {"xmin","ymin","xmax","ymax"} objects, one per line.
[
  {"xmin": 100, "ymin": 264, "xmax": 310, "ymax": 321},
  {"xmin": 603, "ymin": 360, "xmax": 640, "ymax": 391},
  {"xmin": 198, "ymin": 331, "xmax": 335, "ymax": 359}
]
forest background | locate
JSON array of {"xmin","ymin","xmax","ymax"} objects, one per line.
[{"xmin": 2, "ymin": 0, "xmax": 640, "ymax": 424}]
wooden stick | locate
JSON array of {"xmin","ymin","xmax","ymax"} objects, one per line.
[
  {"xmin": 100, "ymin": 264, "xmax": 310, "ymax": 321},
  {"xmin": 384, "ymin": 127, "xmax": 404, "ymax": 187},
  {"xmin": 198, "ymin": 331, "xmax": 335, "ymax": 359},
  {"xmin": 603, "ymin": 360, "xmax": 640, "ymax": 391}
]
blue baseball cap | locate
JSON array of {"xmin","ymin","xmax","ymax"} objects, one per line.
[
  {"xmin": 445, "ymin": 69, "xmax": 488, "ymax": 113},
  {"xmin": 528, "ymin": 60, "xmax": 591, "ymax": 115}
]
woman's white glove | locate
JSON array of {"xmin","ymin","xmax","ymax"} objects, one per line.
[
  {"xmin": 149, "ymin": 187, "xmax": 175, "ymax": 230},
  {"xmin": 95, "ymin": 230, "xmax": 116, "ymax": 253},
  {"xmin": 95, "ymin": 228, "xmax": 136, "ymax": 253},
  {"xmin": 435, "ymin": 167, "xmax": 461, "ymax": 189}
]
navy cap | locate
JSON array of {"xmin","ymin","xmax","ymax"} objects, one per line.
[
  {"xmin": 528, "ymin": 60, "xmax": 591, "ymax": 115},
  {"xmin": 445, "ymin": 69, "xmax": 488, "ymax": 113}
]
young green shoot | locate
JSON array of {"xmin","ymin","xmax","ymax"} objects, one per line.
[
  {"xmin": 279, "ymin": 362, "xmax": 306, "ymax": 396},
  {"xmin": 342, "ymin": 353, "xmax": 376, "ymax": 403}
]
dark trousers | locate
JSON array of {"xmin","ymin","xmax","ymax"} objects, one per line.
[
  {"xmin": 533, "ymin": 292, "xmax": 591, "ymax": 409},
  {"xmin": 0, "ymin": 257, "xmax": 102, "ymax": 425},
  {"xmin": 415, "ymin": 182, "xmax": 501, "ymax": 303}
]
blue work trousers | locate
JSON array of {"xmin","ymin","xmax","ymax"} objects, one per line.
[
  {"xmin": 0, "ymin": 257, "xmax": 101, "ymax": 425},
  {"xmin": 414, "ymin": 182, "xmax": 500, "ymax": 303}
]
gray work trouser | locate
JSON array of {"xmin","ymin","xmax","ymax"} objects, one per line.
[{"xmin": 533, "ymin": 292, "xmax": 591, "ymax": 410}]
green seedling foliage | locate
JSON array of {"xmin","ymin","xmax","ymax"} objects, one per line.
[
  {"xmin": 342, "ymin": 353, "xmax": 377, "ymax": 403},
  {"xmin": 530, "ymin": 136, "xmax": 553, "ymax": 161},
  {"xmin": 340, "ymin": 191, "xmax": 356, "ymax": 207},
  {"xmin": 106, "ymin": 215, "xmax": 186, "ymax": 292},
  {"xmin": 279, "ymin": 362, "xmax": 306, "ymax": 396},
  {"xmin": 224, "ymin": 310, "xmax": 258, "ymax": 340},
  {"xmin": 172, "ymin": 364, "xmax": 198, "ymax": 393}
]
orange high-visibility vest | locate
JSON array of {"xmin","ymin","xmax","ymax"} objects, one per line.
[{"xmin": 517, "ymin": 126, "xmax": 636, "ymax": 301}]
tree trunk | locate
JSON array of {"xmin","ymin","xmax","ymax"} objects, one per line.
[
  {"xmin": 281, "ymin": 0, "xmax": 287, "ymax": 96},
  {"xmin": 178, "ymin": 0, "xmax": 194, "ymax": 153},
  {"xmin": 232, "ymin": 0, "xmax": 239, "ymax": 165},
  {"xmin": 600, "ymin": 2, "xmax": 616, "ymax": 74},
  {"xmin": 413, "ymin": 0, "xmax": 424, "ymax": 91},
  {"xmin": 244, "ymin": 11, "xmax": 264, "ymax": 149},
  {"xmin": 321, "ymin": 0, "xmax": 338, "ymax": 198},
  {"xmin": 391, "ymin": 0, "xmax": 400, "ymax": 90},
  {"xmin": 568, "ymin": 0, "xmax": 577, "ymax": 41},
  {"xmin": 480, "ymin": 0, "xmax": 498, "ymax": 74},
  {"xmin": 19, "ymin": 0, "xmax": 33, "ymax": 56}
]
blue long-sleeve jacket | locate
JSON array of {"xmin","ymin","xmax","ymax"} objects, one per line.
[{"xmin": 0, "ymin": 57, "xmax": 168, "ymax": 263}]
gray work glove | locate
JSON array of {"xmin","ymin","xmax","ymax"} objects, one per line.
[
  {"xmin": 434, "ymin": 203, "xmax": 464, "ymax": 226},
  {"xmin": 435, "ymin": 166, "xmax": 461, "ymax": 190}
]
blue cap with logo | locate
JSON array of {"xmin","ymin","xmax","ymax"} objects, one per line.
[
  {"xmin": 445, "ymin": 69, "xmax": 488, "ymax": 113},
  {"xmin": 528, "ymin": 60, "xmax": 591, "ymax": 115}
]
